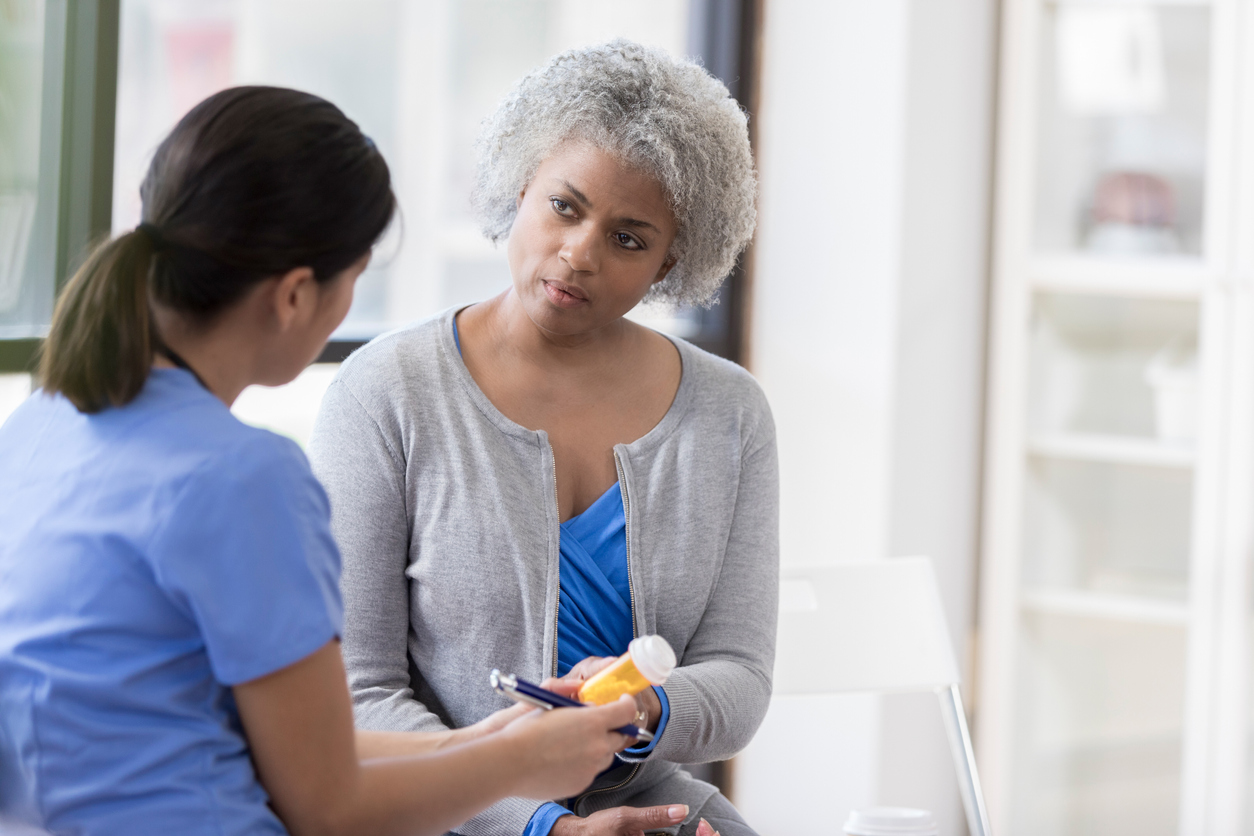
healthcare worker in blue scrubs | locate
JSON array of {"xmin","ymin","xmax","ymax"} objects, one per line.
[{"xmin": 0, "ymin": 86, "xmax": 651, "ymax": 836}]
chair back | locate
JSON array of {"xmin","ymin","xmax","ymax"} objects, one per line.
[{"xmin": 773, "ymin": 557, "xmax": 960, "ymax": 696}]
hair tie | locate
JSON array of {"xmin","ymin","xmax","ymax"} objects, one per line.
[{"xmin": 137, "ymin": 222, "xmax": 168, "ymax": 252}]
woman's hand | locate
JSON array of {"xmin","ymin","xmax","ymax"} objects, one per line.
[
  {"xmin": 499, "ymin": 690, "xmax": 641, "ymax": 801},
  {"xmin": 549, "ymin": 804, "xmax": 690, "ymax": 836},
  {"xmin": 563, "ymin": 656, "xmax": 617, "ymax": 682},
  {"xmin": 564, "ymin": 657, "xmax": 663, "ymax": 734},
  {"xmin": 696, "ymin": 818, "xmax": 721, "ymax": 836}
]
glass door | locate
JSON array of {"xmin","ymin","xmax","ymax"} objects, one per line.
[
  {"xmin": 1014, "ymin": 293, "xmax": 1200, "ymax": 834},
  {"xmin": 997, "ymin": 2, "xmax": 1221, "ymax": 834}
]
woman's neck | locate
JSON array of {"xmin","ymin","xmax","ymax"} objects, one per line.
[
  {"xmin": 477, "ymin": 290, "xmax": 637, "ymax": 373},
  {"xmin": 152, "ymin": 306, "xmax": 258, "ymax": 407}
]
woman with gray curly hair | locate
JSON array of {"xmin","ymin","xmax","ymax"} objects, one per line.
[{"xmin": 309, "ymin": 39, "xmax": 777, "ymax": 836}]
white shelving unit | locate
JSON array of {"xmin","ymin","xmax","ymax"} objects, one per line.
[
  {"xmin": 979, "ymin": 1, "xmax": 1254, "ymax": 834},
  {"xmin": 1027, "ymin": 431, "xmax": 1195, "ymax": 467}
]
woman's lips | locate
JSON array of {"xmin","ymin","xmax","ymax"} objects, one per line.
[{"xmin": 542, "ymin": 280, "xmax": 589, "ymax": 308}]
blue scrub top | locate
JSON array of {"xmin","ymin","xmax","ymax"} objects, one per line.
[{"xmin": 0, "ymin": 369, "xmax": 343, "ymax": 835}]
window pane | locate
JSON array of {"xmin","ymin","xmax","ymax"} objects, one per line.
[
  {"xmin": 0, "ymin": 0, "xmax": 51, "ymax": 339},
  {"xmin": 113, "ymin": 0, "xmax": 691, "ymax": 339},
  {"xmin": 0, "ymin": 372, "xmax": 32, "ymax": 426}
]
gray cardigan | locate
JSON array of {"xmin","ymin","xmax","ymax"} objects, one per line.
[{"xmin": 307, "ymin": 309, "xmax": 779, "ymax": 835}]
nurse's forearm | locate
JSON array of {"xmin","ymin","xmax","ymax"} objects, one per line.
[
  {"xmin": 354, "ymin": 701, "xmax": 533, "ymax": 759},
  {"xmin": 353, "ymin": 706, "xmax": 524, "ymax": 767},
  {"xmin": 343, "ymin": 734, "xmax": 536, "ymax": 836},
  {"xmin": 237, "ymin": 641, "xmax": 638, "ymax": 836},
  {"xmin": 354, "ymin": 729, "xmax": 450, "ymax": 759}
]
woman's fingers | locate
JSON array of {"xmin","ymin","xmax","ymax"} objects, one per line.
[
  {"xmin": 696, "ymin": 817, "xmax": 720, "ymax": 836},
  {"xmin": 563, "ymin": 655, "xmax": 617, "ymax": 682},
  {"xmin": 565, "ymin": 804, "xmax": 690, "ymax": 835}
]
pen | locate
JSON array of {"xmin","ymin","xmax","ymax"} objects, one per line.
[{"xmin": 489, "ymin": 669, "xmax": 654, "ymax": 743}]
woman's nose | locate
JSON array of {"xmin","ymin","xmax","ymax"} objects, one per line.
[{"xmin": 559, "ymin": 224, "xmax": 600, "ymax": 273}]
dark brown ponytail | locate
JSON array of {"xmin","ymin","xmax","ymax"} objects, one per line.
[
  {"xmin": 40, "ymin": 230, "xmax": 157, "ymax": 412},
  {"xmin": 39, "ymin": 86, "xmax": 395, "ymax": 413}
]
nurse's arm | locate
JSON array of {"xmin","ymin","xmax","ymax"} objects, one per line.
[
  {"xmin": 352, "ymin": 702, "xmax": 532, "ymax": 759},
  {"xmin": 233, "ymin": 639, "xmax": 640, "ymax": 836}
]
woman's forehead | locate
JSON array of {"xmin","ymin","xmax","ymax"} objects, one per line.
[{"xmin": 532, "ymin": 140, "xmax": 675, "ymax": 227}]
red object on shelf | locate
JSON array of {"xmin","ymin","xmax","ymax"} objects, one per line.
[{"xmin": 1091, "ymin": 171, "xmax": 1176, "ymax": 228}]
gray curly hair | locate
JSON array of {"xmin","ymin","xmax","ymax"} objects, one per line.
[{"xmin": 471, "ymin": 39, "xmax": 757, "ymax": 308}]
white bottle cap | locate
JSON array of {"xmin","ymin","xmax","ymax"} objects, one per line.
[
  {"xmin": 843, "ymin": 808, "xmax": 938, "ymax": 836},
  {"xmin": 628, "ymin": 635, "xmax": 676, "ymax": 685}
]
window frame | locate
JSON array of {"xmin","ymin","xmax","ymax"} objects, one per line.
[{"xmin": 0, "ymin": 0, "xmax": 119, "ymax": 374}]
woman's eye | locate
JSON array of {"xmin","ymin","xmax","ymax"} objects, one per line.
[
  {"xmin": 550, "ymin": 197, "xmax": 572, "ymax": 215},
  {"xmin": 615, "ymin": 233, "xmax": 642, "ymax": 250}
]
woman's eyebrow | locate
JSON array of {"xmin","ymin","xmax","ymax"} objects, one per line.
[
  {"xmin": 557, "ymin": 179, "xmax": 660, "ymax": 233},
  {"xmin": 559, "ymin": 180, "xmax": 592, "ymax": 207},
  {"xmin": 621, "ymin": 217, "xmax": 660, "ymax": 233}
]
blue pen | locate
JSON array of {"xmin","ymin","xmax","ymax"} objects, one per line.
[{"xmin": 489, "ymin": 669, "xmax": 654, "ymax": 743}]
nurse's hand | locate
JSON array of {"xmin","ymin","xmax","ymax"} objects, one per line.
[
  {"xmin": 461, "ymin": 701, "xmax": 533, "ymax": 740},
  {"xmin": 499, "ymin": 692, "xmax": 641, "ymax": 800},
  {"xmin": 564, "ymin": 657, "xmax": 663, "ymax": 734},
  {"xmin": 459, "ymin": 676, "xmax": 584, "ymax": 741}
]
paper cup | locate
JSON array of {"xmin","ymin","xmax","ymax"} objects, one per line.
[{"xmin": 844, "ymin": 807, "xmax": 939, "ymax": 836}]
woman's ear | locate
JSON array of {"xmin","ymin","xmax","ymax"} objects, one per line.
[
  {"xmin": 271, "ymin": 267, "xmax": 317, "ymax": 333},
  {"xmin": 652, "ymin": 256, "xmax": 677, "ymax": 285}
]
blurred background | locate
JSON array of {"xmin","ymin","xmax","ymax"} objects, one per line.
[{"xmin": 3, "ymin": 1, "xmax": 1253, "ymax": 834}]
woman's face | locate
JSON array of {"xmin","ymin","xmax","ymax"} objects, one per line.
[{"xmin": 507, "ymin": 140, "xmax": 678, "ymax": 337}]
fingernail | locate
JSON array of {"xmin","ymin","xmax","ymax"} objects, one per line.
[{"xmin": 669, "ymin": 805, "xmax": 688, "ymax": 820}]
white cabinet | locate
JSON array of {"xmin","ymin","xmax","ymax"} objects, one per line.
[{"xmin": 978, "ymin": 1, "xmax": 1254, "ymax": 833}]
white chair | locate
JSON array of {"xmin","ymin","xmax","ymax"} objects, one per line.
[{"xmin": 774, "ymin": 557, "xmax": 991, "ymax": 836}]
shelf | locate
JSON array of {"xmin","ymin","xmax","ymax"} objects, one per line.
[
  {"xmin": 1029, "ymin": 255, "xmax": 1211, "ymax": 299},
  {"xmin": 1027, "ymin": 432, "xmax": 1194, "ymax": 468},
  {"xmin": 1048, "ymin": 0, "xmax": 1210, "ymax": 7},
  {"xmin": 1021, "ymin": 588, "xmax": 1190, "ymax": 626}
]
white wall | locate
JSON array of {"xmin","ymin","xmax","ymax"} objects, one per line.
[{"xmin": 736, "ymin": 1, "xmax": 996, "ymax": 834}]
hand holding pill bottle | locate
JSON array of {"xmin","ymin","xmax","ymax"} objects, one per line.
[{"xmin": 577, "ymin": 635, "xmax": 677, "ymax": 704}]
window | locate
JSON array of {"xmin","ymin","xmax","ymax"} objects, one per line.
[
  {"xmin": 0, "ymin": 0, "xmax": 119, "ymax": 399},
  {"xmin": 0, "ymin": 0, "xmax": 758, "ymax": 447},
  {"xmin": 113, "ymin": 1, "xmax": 715, "ymax": 349},
  {"xmin": 0, "ymin": 0, "xmax": 48, "ymax": 339}
]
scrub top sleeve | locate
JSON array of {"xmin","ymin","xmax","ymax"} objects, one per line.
[{"xmin": 149, "ymin": 434, "xmax": 344, "ymax": 686}]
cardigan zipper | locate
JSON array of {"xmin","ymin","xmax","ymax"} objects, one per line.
[
  {"xmin": 614, "ymin": 449, "xmax": 639, "ymax": 643},
  {"xmin": 550, "ymin": 441, "xmax": 561, "ymax": 677},
  {"xmin": 573, "ymin": 449, "xmax": 642, "ymax": 812}
]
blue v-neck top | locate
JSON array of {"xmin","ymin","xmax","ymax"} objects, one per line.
[
  {"xmin": 454, "ymin": 319, "xmax": 669, "ymax": 835},
  {"xmin": 556, "ymin": 482, "xmax": 634, "ymax": 674}
]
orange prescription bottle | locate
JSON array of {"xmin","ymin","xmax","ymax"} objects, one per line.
[{"xmin": 577, "ymin": 635, "xmax": 677, "ymax": 705}]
